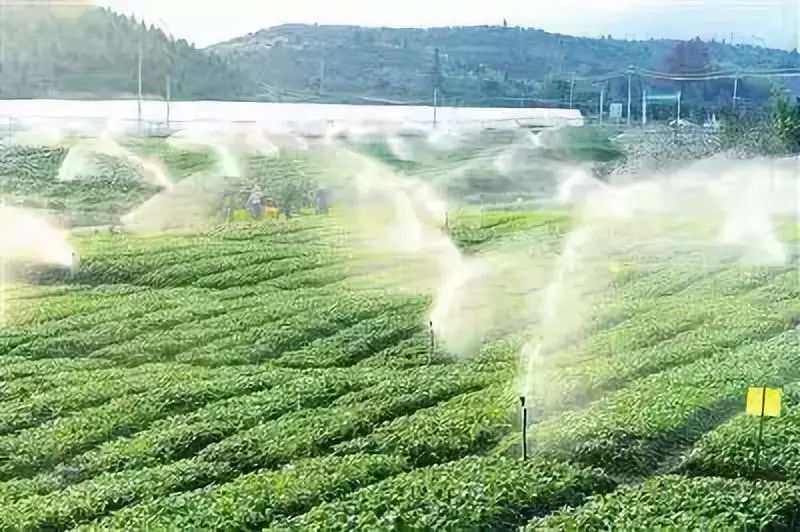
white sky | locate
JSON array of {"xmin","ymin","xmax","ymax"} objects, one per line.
[{"xmin": 94, "ymin": 0, "xmax": 799, "ymax": 50}]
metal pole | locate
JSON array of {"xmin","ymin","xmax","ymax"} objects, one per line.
[
  {"xmin": 627, "ymin": 73, "xmax": 632, "ymax": 127},
  {"xmin": 677, "ymin": 90, "xmax": 682, "ymax": 125},
  {"xmin": 165, "ymin": 74, "xmax": 170, "ymax": 129},
  {"xmin": 568, "ymin": 72, "xmax": 575, "ymax": 109},
  {"xmin": 0, "ymin": 0, "xmax": 5, "ymax": 96},
  {"xmin": 733, "ymin": 77, "xmax": 738, "ymax": 108},
  {"xmin": 433, "ymin": 88, "xmax": 438, "ymax": 128},
  {"xmin": 520, "ymin": 396, "xmax": 528, "ymax": 460},
  {"xmin": 428, "ymin": 321, "xmax": 435, "ymax": 365},
  {"xmin": 599, "ymin": 83, "xmax": 605, "ymax": 125},
  {"xmin": 642, "ymin": 88, "xmax": 647, "ymax": 126},
  {"xmin": 755, "ymin": 388, "xmax": 767, "ymax": 471},
  {"xmin": 319, "ymin": 59, "xmax": 325, "ymax": 95},
  {"xmin": 137, "ymin": 41, "xmax": 143, "ymax": 132}
]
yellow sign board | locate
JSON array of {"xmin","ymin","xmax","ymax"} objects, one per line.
[{"xmin": 746, "ymin": 387, "xmax": 782, "ymax": 417}]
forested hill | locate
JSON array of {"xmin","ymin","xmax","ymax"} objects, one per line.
[
  {"xmin": 211, "ymin": 24, "xmax": 800, "ymax": 110},
  {"xmin": 1, "ymin": 5, "xmax": 799, "ymax": 111},
  {"xmin": 0, "ymin": 6, "xmax": 252, "ymax": 100}
]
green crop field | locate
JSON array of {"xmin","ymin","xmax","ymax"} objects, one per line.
[{"xmin": 0, "ymin": 135, "xmax": 798, "ymax": 530}]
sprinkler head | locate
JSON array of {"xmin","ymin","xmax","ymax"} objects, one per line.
[
  {"xmin": 69, "ymin": 250, "xmax": 81, "ymax": 278},
  {"xmin": 519, "ymin": 395, "xmax": 526, "ymax": 407}
]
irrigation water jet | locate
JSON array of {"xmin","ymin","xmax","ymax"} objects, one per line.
[
  {"xmin": 329, "ymin": 145, "xmax": 495, "ymax": 356},
  {"xmin": 57, "ymin": 133, "xmax": 173, "ymax": 190},
  {"xmin": 6, "ymin": 125, "xmax": 65, "ymax": 147},
  {"xmin": 517, "ymin": 155, "xmax": 798, "ymax": 422},
  {"xmin": 166, "ymin": 129, "xmax": 243, "ymax": 178},
  {"xmin": 0, "ymin": 204, "xmax": 76, "ymax": 327}
]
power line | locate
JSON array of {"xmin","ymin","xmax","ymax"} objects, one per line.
[{"xmin": 556, "ymin": 65, "xmax": 800, "ymax": 84}]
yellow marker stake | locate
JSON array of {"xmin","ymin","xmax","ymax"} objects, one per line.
[
  {"xmin": 747, "ymin": 387, "xmax": 781, "ymax": 417},
  {"xmin": 746, "ymin": 386, "xmax": 782, "ymax": 471}
]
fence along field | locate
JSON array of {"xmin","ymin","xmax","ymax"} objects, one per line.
[{"xmin": 0, "ymin": 128, "xmax": 798, "ymax": 530}]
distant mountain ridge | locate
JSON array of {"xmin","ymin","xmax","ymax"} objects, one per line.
[
  {"xmin": 1, "ymin": 6, "xmax": 798, "ymax": 115},
  {"xmin": 209, "ymin": 24, "xmax": 799, "ymax": 113}
]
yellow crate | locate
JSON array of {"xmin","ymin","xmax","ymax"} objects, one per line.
[{"xmin": 231, "ymin": 209, "xmax": 254, "ymax": 222}]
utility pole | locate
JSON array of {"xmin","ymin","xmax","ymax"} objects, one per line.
[
  {"xmin": 137, "ymin": 41, "xmax": 143, "ymax": 133},
  {"xmin": 568, "ymin": 72, "xmax": 575, "ymax": 109},
  {"xmin": 626, "ymin": 70, "xmax": 633, "ymax": 127},
  {"xmin": 677, "ymin": 90, "xmax": 682, "ymax": 124},
  {"xmin": 0, "ymin": 0, "xmax": 5, "ymax": 97},
  {"xmin": 642, "ymin": 88, "xmax": 647, "ymax": 126},
  {"xmin": 165, "ymin": 74, "xmax": 171, "ymax": 129},
  {"xmin": 319, "ymin": 59, "xmax": 325, "ymax": 95},
  {"xmin": 433, "ymin": 87, "xmax": 439, "ymax": 127},
  {"xmin": 732, "ymin": 77, "xmax": 738, "ymax": 109},
  {"xmin": 599, "ymin": 83, "xmax": 605, "ymax": 125}
]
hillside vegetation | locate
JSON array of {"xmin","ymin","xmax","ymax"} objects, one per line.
[
  {"xmin": 212, "ymin": 24, "xmax": 798, "ymax": 111},
  {"xmin": 0, "ymin": 4, "xmax": 797, "ymax": 113},
  {"xmin": 0, "ymin": 6, "xmax": 251, "ymax": 100}
]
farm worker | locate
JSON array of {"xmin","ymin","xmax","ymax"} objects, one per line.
[
  {"xmin": 222, "ymin": 192, "xmax": 235, "ymax": 222},
  {"xmin": 315, "ymin": 187, "xmax": 330, "ymax": 215},
  {"xmin": 246, "ymin": 185, "xmax": 264, "ymax": 220},
  {"xmin": 263, "ymin": 197, "xmax": 280, "ymax": 220}
]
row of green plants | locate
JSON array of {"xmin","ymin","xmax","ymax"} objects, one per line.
[
  {"xmin": 530, "ymin": 475, "xmax": 800, "ymax": 530},
  {"xmin": 682, "ymin": 385, "xmax": 800, "ymax": 481},
  {"xmin": 552, "ymin": 295, "xmax": 798, "ymax": 405},
  {"xmin": 0, "ymin": 365, "xmax": 295, "ymax": 480},
  {"xmin": 0, "ymin": 362, "xmax": 496, "ymax": 507},
  {"xmin": 0, "ymin": 358, "xmax": 114, "ymax": 387},
  {"xmin": 336, "ymin": 385, "xmax": 515, "ymax": 467},
  {"xmin": 5, "ymin": 288, "xmax": 339, "ymax": 362},
  {"xmin": 277, "ymin": 457, "xmax": 614, "ymax": 531},
  {"xmin": 0, "ymin": 363, "xmax": 218, "ymax": 435},
  {"xmin": 82, "ymin": 454, "xmax": 406, "ymax": 531},
  {"xmin": 0, "ymin": 369, "xmax": 503, "ymax": 528},
  {"xmin": 174, "ymin": 294, "xmax": 421, "ymax": 367},
  {"xmin": 63, "ymin": 368, "xmax": 389, "ymax": 481}
]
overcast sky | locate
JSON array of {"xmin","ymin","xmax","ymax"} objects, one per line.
[{"xmin": 94, "ymin": 0, "xmax": 799, "ymax": 50}]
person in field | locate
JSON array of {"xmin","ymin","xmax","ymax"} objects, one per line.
[
  {"xmin": 262, "ymin": 196, "xmax": 280, "ymax": 220},
  {"xmin": 222, "ymin": 192, "xmax": 235, "ymax": 222},
  {"xmin": 246, "ymin": 185, "xmax": 264, "ymax": 220},
  {"xmin": 315, "ymin": 187, "xmax": 330, "ymax": 215}
]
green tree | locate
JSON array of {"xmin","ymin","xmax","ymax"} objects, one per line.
[{"xmin": 771, "ymin": 95, "xmax": 800, "ymax": 152}]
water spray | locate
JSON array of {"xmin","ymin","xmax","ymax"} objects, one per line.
[
  {"xmin": 516, "ymin": 155, "xmax": 797, "ymax": 422},
  {"xmin": 0, "ymin": 205, "xmax": 76, "ymax": 326},
  {"xmin": 57, "ymin": 134, "xmax": 172, "ymax": 190}
]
